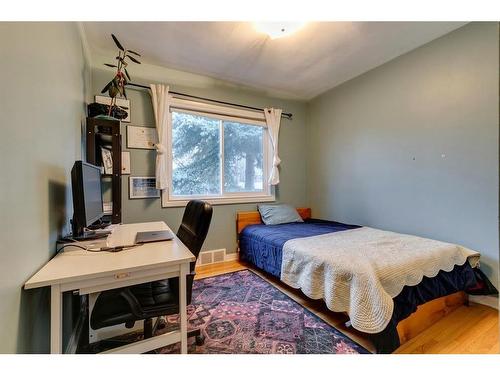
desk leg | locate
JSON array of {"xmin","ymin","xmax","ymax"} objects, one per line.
[
  {"xmin": 179, "ymin": 263, "xmax": 189, "ymax": 354},
  {"xmin": 50, "ymin": 284, "xmax": 62, "ymax": 354}
]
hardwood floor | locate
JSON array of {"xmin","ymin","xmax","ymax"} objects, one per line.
[{"xmin": 195, "ymin": 259, "xmax": 499, "ymax": 354}]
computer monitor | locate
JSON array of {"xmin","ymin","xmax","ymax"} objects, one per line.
[{"xmin": 71, "ymin": 161, "xmax": 104, "ymax": 239}]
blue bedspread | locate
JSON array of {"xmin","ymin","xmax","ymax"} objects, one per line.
[
  {"xmin": 239, "ymin": 219, "xmax": 360, "ymax": 277},
  {"xmin": 239, "ymin": 218, "xmax": 487, "ymax": 353}
]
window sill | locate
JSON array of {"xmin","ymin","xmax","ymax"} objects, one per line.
[{"xmin": 161, "ymin": 194, "xmax": 275, "ymax": 208}]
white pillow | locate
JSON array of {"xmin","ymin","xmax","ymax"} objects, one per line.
[{"xmin": 257, "ymin": 203, "xmax": 304, "ymax": 225}]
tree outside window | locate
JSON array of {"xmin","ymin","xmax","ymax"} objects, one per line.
[{"xmin": 171, "ymin": 111, "xmax": 265, "ymax": 198}]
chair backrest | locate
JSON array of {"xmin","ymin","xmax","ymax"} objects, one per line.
[{"xmin": 177, "ymin": 200, "xmax": 213, "ymax": 272}]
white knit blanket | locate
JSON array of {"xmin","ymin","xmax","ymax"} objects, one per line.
[{"xmin": 280, "ymin": 227, "xmax": 480, "ymax": 334}]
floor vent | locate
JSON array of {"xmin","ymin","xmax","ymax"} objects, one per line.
[
  {"xmin": 213, "ymin": 249, "xmax": 225, "ymax": 263},
  {"xmin": 197, "ymin": 249, "xmax": 229, "ymax": 266},
  {"xmin": 200, "ymin": 252, "xmax": 213, "ymax": 265}
]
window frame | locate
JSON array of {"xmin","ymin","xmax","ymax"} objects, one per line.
[{"xmin": 161, "ymin": 99, "xmax": 276, "ymax": 207}]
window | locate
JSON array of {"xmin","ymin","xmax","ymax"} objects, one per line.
[
  {"xmin": 171, "ymin": 112, "xmax": 221, "ymax": 196},
  {"xmin": 163, "ymin": 104, "xmax": 274, "ymax": 207},
  {"xmin": 223, "ymin": 121, "xmax": 264, "ymax": 193}
]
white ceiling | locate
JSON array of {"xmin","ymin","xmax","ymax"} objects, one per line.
[{"xmin": 83, "ymin": 22, "xmax": 466, "ymax": 100}]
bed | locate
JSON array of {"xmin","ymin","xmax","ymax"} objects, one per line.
[{"xmin": 237, "ymin": 208, "xmax": 492, "ymax": 353}]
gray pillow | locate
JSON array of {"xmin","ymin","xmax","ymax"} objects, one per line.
[{"xmin": 258, "ymin": 203, "xmax": 304, "ymax": 225}]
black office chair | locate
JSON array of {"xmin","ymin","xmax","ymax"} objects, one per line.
[{"xmin": 90, "ymin": 200, "xmax": 213, "ymax": 350}]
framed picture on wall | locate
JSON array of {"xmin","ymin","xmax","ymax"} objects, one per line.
[
  {"xmin": 121, "ymin": 151, "xmax": 131, "ymax": 175},
  {"xmin": 127, "ymin": 125, "xmax": 158, "ymax": 149},
  {"xmin": 129, "ymin": 177, "xmax": 160, "ymax": 199}
]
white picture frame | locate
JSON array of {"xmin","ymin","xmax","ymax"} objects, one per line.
[
  {"xmin": 121, "ymin": 151, "xmax": 131, "ymax": 175},
  {"xmin": 100, "ymin": 147, "xmax": 113, "ymax": 175},
  {"xmin": 127, "ymin": 125, "xmax": 158, "ymax": 150},
  {"xmin": 129, "ymin": 176, "xmax": 160, "ymax": 199},
  {"xmin": 95, "ymin": 95, "xmax": 131, "ymax": 122}
]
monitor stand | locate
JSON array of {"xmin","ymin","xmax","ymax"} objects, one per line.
[
  {"xmin": 71, "ymin": 231, "xmax": 110, "ymax": 241},
  {"xmin": 70, "ymin": 217, "xmax": 110, "ymax": 242},
  {"xmin": 87, "ymin": 219, "xmax": 112, "ymax": 231}
]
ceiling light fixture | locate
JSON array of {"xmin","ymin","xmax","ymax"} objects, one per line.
[{"xmin": 254, "ymin": 22, "xmax": 307, "ymax": 39}]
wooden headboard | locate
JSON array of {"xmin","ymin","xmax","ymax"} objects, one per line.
[{"xmin": 236, "ymin": 207, "xmax": 311, "ymax": 234}]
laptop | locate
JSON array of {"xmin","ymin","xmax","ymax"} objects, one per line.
[{"xmin": 135, "ymin": 230, "xmax": 174, "ymax": 244}]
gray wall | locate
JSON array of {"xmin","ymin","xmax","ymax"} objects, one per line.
[
  {"xmin": 0, "ymin": 23, "xmax": 90, "ymax": 353},
  {"xmin": 307, "ymin": 22, "xmax": 499, "ymax": 288},
  {"xmin": 91, "ymin": 60, "xmax": 308, "ymax": 254},
  {"xmin": 0, "ymin": 21, "xmax": 497, "ymax": 353}
]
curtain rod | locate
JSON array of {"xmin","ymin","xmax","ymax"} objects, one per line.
[{"xmin": 127, "ymin": 82, "xmax": 293, "ymax": 120}]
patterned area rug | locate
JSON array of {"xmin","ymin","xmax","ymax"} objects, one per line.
[{"xmin": 156, "ymin": 269, "xmax": 369, "ymax": 354}]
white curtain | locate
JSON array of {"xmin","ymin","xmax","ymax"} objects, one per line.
[
  {"xmin": 264, "ymin": 107, "xmax": 282, "ymax": 185},
  {"xmin": 150, "ymin": 84, "xmax": 171, "ymax": 190}
]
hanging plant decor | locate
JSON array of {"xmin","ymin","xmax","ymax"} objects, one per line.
[{"xmin": 101, "ymin": 34, "xmax": 141, "ymax": 116}]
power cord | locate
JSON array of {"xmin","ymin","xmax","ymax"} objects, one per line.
[
  {"xmin": 57, "ymin": 243, "xmax": 143, "ymax": 253},
  {"xmin": 58, "ymin": 243, "xmax": 90, "ymax": 252},
  {"xmin": 89, "ymin": 244, "xmax": 143, "ymax": 252}
]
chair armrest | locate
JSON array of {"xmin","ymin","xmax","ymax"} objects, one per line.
[
  {"xmin": 90, "ymin": 287, "xmax": 146, "ymax": 330},
  {"xmin": 117, "ymin": 288, "xmax": 144, "ymax": 318}
]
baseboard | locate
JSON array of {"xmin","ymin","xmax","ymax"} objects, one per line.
[
  {"xmin": 224, "ymin": 252, "xmax": 239, "ymax": 261},
  {"xmin": 469, "ymin": 295, "xmax": 499, "ymax": 310}
]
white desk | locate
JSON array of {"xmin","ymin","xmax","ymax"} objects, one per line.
[{"xmin": 24, "ymin": 222, "xmax": 195, "ymax": 354}]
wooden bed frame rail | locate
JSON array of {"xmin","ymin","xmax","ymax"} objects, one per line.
[
  {"xmin": 237, "ymin": 207, "xmax": 311, "ymax": 234},
  {"xmin": 235, "ymin": 207, "xmax": 468, "ymax": 349}
]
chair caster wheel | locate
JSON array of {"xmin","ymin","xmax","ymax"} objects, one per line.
[{"xmin": 195, "ymin": 335, "xmax": 205, "ymax": 346}]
